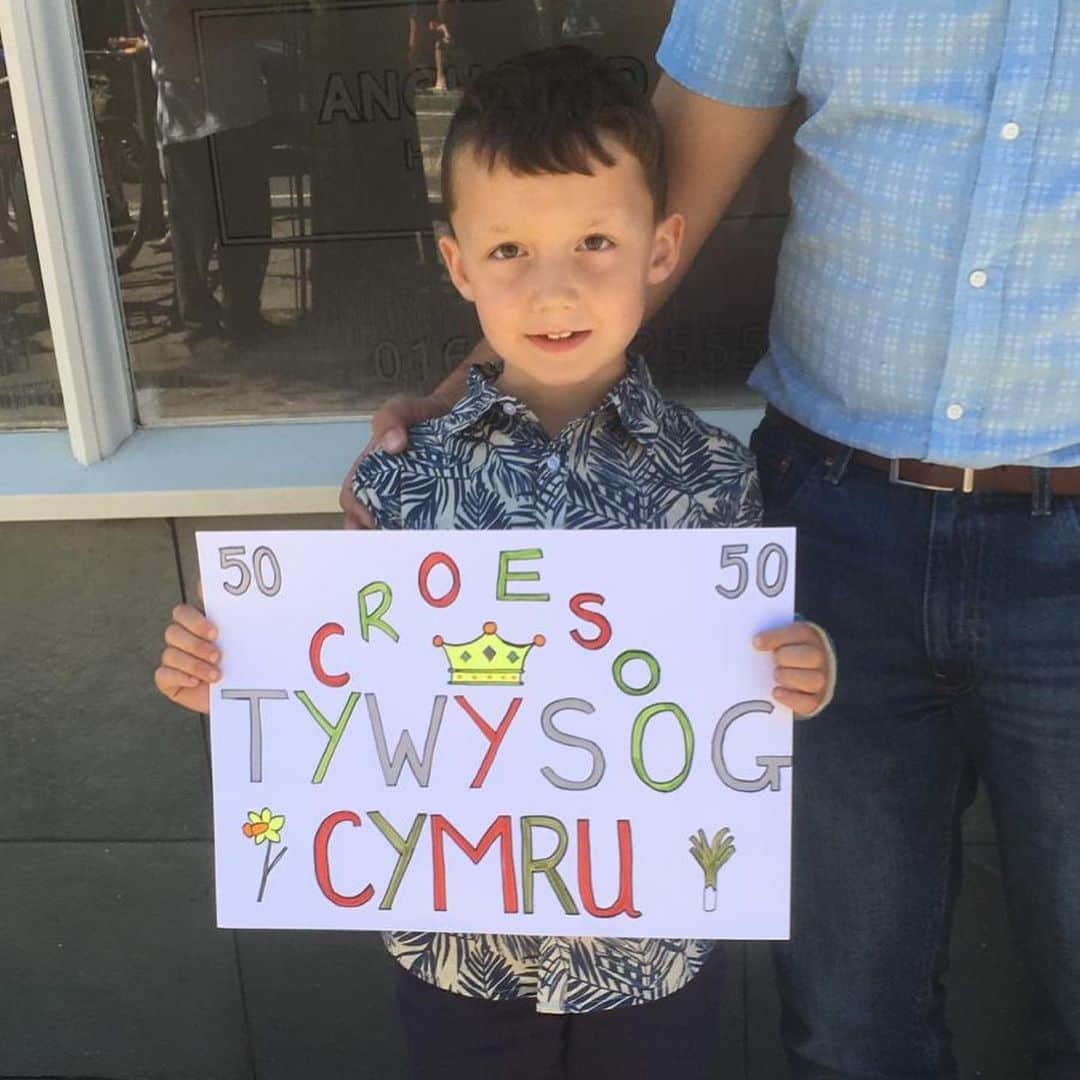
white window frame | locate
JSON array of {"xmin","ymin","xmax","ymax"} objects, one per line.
[
  {"xmin": 0, "ymin": 0, "xmax": 761, "ymax": 522},
  {"xmin": 1, "ymin": 0, "xmax": 134, "ymax": 462}
]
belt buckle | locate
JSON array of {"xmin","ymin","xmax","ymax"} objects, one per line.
[{"xmin": 889, "ymin": 460, "xmax": 975, "ymax": 494}]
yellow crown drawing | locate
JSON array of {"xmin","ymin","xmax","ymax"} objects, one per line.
[{"xmin": 432, "ymin": 621, "xmax": 546, "ymax": 685}]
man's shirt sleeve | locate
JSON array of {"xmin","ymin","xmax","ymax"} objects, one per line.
[
  {"xmin": 657, "ymin": 0, "xmax": 797, "ymax": 109},
  {"xmin": 352, "ymin": 450, "xmax": 404, "ymax": 530}
]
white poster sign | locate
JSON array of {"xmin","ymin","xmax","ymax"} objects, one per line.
[{"xmin": 197, "ymin": 528, "xmax": 796, "ymax": 939}]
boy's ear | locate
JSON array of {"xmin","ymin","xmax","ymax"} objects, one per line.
[
  {"xmin": 437, "ymin": 233, "xmax": 476, "ymax": 302},
  {"xmin": 646, "ymin": 212, "xmax": 685, "ymax": 286}
]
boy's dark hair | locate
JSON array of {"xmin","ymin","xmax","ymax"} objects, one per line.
[{"xmin": 440, "ymin": 46, "xmax": 666, "ymax": 218}]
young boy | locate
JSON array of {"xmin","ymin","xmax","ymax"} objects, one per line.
[{"xmin": 156, "ymin": 46, "xmax": 834, "ymax": 1080}]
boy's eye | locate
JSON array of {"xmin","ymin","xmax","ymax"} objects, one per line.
[
  {"xmin": 490, "ymin": 243, "xmax": 523, "ymax": 260},
  {"xmin": 579, "ymin": 234, "xmax": 614, "ymax": 252}
]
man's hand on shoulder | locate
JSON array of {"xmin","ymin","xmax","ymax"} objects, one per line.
[
  {"xmin": 340, "ymin": 342, "xmax": 489, "ymax": 528},
  {"xmin": 341, "ymin": 393, "xmax": 441, "ymax": 528}
]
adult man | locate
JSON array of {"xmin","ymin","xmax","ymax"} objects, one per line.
[{"xmin": 345, "ymin": 4, "xmax": 1079, "ymax": 1075}]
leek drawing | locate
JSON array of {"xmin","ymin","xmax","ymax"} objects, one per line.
[{"xmin": 689, "ymin": 827, "xmax": 736, "ymax": 912}]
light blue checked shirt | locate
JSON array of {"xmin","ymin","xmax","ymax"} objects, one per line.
[{"xmin": 658, "ymin": 0, "xmax": 1080, "ymax": 468}]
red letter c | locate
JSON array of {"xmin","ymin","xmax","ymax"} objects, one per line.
[
  {"xmin": 310, "ymin": 622, "xmax": 350, "ymax": 687},
  {"xmin": 313, "ymin": 811, "xmax": 374, "ymax": 908}
]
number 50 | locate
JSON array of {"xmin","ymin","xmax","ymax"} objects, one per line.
[
  {"xmin": 219, "ymin": 545, "xmax": 282, "ymax": 597},
  {"xmin": 715, "ymin": 543, "xmax": 789, "ymax": 600}
]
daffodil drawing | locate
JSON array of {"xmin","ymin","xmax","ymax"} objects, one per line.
[
  {"xmin": 689, "ymin": 827, "xmax": 736, "ymax": 912},
  {"xmin": 242, "ymin": 807, "xmax": 288, "ymax": 902}
]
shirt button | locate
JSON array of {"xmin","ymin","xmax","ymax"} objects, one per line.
[
  {"xmin": 946, "ymin": 403, "xmax": 965, "ymax": 421},
  {"xmin": 968, "ymin": 269, "xmax": 988, "ymax": 289},
  {"xmin": 544, "ymin": 453, "xmax": 561, "ymax": 472},
  {"xmin": 502, "ymin": 402, "xmax": 516, "ymax": 415},
  {"xmin": 1000, "ymin": 121, "xmax": 1021, "ymax": 141}
]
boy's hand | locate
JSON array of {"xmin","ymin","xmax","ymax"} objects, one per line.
[
  {"xmin": 154, "ymin": 602, "xmax": 221, "ymax": 715},
  {"xmin": 753, "ymin": 622, "xmax": 836, "ymax": 718}
]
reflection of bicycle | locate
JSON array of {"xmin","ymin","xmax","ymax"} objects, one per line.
[
  {"xmin": 0, "ymin": 73, "xmax": 44, "ymax": 305},
  {"xmin": 95, "ymin": 110, "xmax": 158, "ymax": 273},
  {"xmin": 86, "ymin": 47, "xmax": 161, "ymax": 274},
  {"xmin": 0, "ymin": 49, "xmax": 160, "ymax": 307},
  {"xmin": 0, "ymin": 120, "xmax": 26, "ymax": 250}
]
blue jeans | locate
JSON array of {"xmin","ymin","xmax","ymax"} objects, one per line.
[{"xmin": 751, "ymin": 415, "xmax": 1080, "ymax": 1080}]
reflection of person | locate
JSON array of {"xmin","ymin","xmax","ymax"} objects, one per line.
[
  {"xmin": 155, "ymin": 47, "xmax": 836, "ymax": 1079},
  {"xmin": 408, "ymin": 0, "xmax": 458, "ymax": 90},
  {"xmin": 106, "ymin": 34, "xmax": 169, "ymax": 249},
  {"xmin": 108, "ymin": 34, "xmax": 149, "ymax": 58},
  {"xmin": 134, "ymin": 0, "xmax": 272, "ymax": 342},
  {"xmin": 348, "ymin": 3, "xmax": 1080, "ymax": 1076},
  {"xmin": 560, "ymin": 0, "xmax": 602, "ymax": 42}
]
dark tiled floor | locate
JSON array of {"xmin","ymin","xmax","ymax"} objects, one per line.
[
  {"xmin": 946, "ymin": 846, "xmax": 1033, "ymax": 1078},
  {"xmin": 0, "ymin": 841, "xmax": 249, "ymax": 1078},
  {"xmin": 0, "ymin": 520, "xmax": 211, "ymax": 841},
  {"xmin": 0, "ymin": 518, "xmax": 1037, "ymax": 1078}
]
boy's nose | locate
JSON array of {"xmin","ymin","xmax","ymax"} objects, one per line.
[{"xmin": 531, "ymin": 267, "xmax": 578, "ymax": 312}]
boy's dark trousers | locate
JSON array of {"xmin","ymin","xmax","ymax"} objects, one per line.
[{"xmin": 394, "ymin": 945, "xmax": 728, "ymax": 1079}]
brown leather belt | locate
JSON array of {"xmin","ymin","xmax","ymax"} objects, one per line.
[{"xmin": 764, "ymin": 407, "xmax": 1080, "ymax": 496}]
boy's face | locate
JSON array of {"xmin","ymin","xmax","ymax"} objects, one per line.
[{"xmin": 438, "ymin": 139, "xmax": 683, "ymax": 391}]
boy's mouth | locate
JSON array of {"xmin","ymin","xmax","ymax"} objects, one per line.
[{"xmin": 526, "ymin": 330, "xmax": 592, "ymax": 353}]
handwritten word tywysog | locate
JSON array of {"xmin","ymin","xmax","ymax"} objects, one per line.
[{"xmin": 221, "ymin": 690, "xmax": 787, "ymax": 796}]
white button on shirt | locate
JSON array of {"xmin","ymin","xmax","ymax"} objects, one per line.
[
  {"xmin": 968, "ymin": 270, "xmax": 988, "ymax": 289},
  {"xmin": 946, "ymin": 403, "xmax": 965, "ymax": 421},
  {"xmin": 544, "ymin": 453, "xmax": 561, "ymax": 472},
  {"xmin": 1000, "ymin": 121, "xmax": 1021, "ymax": 141}
]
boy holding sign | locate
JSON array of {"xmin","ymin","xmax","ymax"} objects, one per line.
[{"xmin": 157, "ymin": 47, "xmax": 834, "ymax": 1080}]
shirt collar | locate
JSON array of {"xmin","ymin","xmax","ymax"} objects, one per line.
[{"xmin": 440, "ymin": 353, "xmax": 664, "ymax": 446}]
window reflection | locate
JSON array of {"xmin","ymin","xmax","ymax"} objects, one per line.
[
  {"xmin": 76, "ymin": 0, "xmax": 789, "ymax": 424},
  {"xmin": 0, "ymin": 39, "xmax": 64, "ymax": 430}
]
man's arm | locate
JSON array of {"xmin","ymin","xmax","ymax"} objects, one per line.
[
  {"xmin": 339, "ymin": 361, "xmax": 476, "ymax": 527},
  {"xmin": 342, "ymin": 80, "xmax": 791, "ymax": 524},
  {"xmin": 647, "ymin": 75, "xmax": 790, "ymax": 319}
]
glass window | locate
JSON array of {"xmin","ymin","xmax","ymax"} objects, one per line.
[
  {"xmin": 76, "ymin": 0, "xmax": 791, "ymax": 424},
  {"xmin": 0, "ymin": 39, "xmax": 64, "ymax": 430}
]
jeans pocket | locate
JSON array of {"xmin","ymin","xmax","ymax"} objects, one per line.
[{"xmin": 750, "ymin": 423, "xmax": 823, "ymax": 524}]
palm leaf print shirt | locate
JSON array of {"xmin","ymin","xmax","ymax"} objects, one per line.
[{"xmin": 352, "ymin": 355, "xmax": 761, "ymax": 1014}]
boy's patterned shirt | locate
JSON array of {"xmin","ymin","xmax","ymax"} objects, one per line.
[{"xmin": 352, "ymin": 355, "xmax": 761, "ymax": 1014}]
